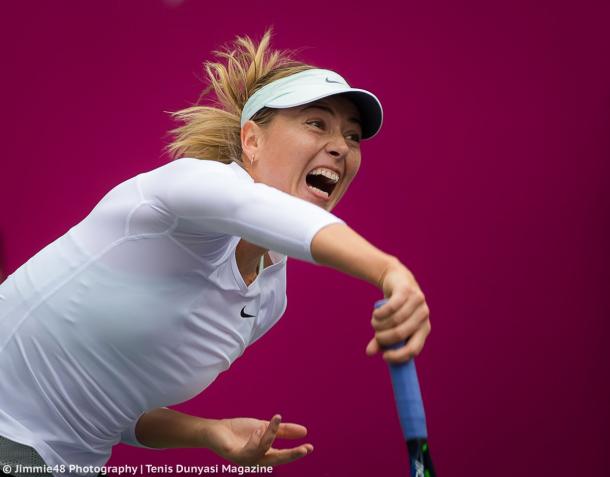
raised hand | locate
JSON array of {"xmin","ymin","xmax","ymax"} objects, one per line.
[{"xmin": 206, "ymin": 415, "xmax": 314, "ymax": 466}]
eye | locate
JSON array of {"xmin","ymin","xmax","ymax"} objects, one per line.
[
  {"xmin": 306, "ymin": 119, "xmax": 325, "ymax": 129},
  {"xmin": 347, "ymin": 133, "xmax": 361, "ymax": 143}
]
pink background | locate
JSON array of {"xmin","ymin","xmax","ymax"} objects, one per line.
[{"xmin": 1, "ymin": 1, "xmax": 609, "ymax": 475}]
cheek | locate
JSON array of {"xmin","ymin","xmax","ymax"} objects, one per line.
[
  {"xmin": 258, "ymin": 133, "xmax": 315, "ymax": 192},
  {"xmin": 344, "ymin": 156, "xmax": 362, "ymax": 182},
  {"xmin": 265, "ymin": 130, "xmax": 318, "ymax": 174},
  {"xmin": 265, "ymin": 126, "xmax": 315, "ymax": 159}
]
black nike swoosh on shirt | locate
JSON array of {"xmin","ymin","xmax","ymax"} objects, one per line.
[{"xmin": 240, "ymin": 306, "xmax": 256, "ymax": 318}]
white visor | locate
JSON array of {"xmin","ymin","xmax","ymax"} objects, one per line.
[{"xmin": 240, "ymin": 68, "xmax": 383, "ymax": 140}]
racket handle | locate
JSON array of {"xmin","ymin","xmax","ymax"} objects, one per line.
[{"xmin": 375, "ymin": 299, "xmax": 428, "ymax": 440}]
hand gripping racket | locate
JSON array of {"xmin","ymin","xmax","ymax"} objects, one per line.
[{"xmin": 374, "ymin": 299, "xmax": 436, "ymax": 477}]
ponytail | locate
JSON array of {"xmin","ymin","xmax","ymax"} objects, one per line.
[{"xmin": 164, "ymin": 27, "xmax": 315, "ymax": 164}]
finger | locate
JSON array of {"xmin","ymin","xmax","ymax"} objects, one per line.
[
  {"xmin": 372, "ymin": 292, "xmax": 406, "ymax": 321},
  {"xmin": 365, "ymin": 336, "xmax": 380, "ymax": 356},
  {"xmin": 371, "ymin": 295, "xmax": 422, "ymax": 332},
  {"xmin": 374, "ymin": 286, "xmax": 425, "ymax": 323},
  {"xmin": 374, "ymin": 302, "xmax": 429, "ymax": 347},
  {"xmin": 258, "ymin": 414, "xmax": 282, "ymax": 452},
  {"xmin": 276, "ymin": 422, "xmax": 307, "ymax": 439},
  {"xmin": 382, "ymin": 321, "xmax": 431, "ymax": 364},
  {"xmin": 259, "ymin": 444, "xmax": 314, "ymax": 466}
]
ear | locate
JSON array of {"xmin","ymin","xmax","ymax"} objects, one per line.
[{"xmin": 241, "ymin": 120, "xmax": 263, "ymax": 162}]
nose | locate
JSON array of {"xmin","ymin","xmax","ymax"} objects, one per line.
[{"xmin": 325, "ymin": 133, "xmax": 349, "ymax": 159}]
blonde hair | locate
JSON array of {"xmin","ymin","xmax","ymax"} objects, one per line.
[{"xmin": 164, "ymin": 28, "xmax": 315, "ymax": 164}]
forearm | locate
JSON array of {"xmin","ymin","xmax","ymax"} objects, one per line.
[
  {"xmin": 310, "ymin": 222, "xmax": 399, "ymax": 288},
  {"xmin": 134, "ymin": 407, "xmax": 215, "ymax": 449}
]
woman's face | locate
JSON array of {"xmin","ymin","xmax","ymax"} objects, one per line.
[{"xmin": 241, "ymin": 95, "xmax": 363, "ymax": 212}]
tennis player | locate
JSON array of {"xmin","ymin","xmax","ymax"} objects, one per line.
[{"xmin": 0, "ymin": 29, "xmax": 431, "ymax": 477}]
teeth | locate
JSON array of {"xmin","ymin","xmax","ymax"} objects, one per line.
[
  {"xmin": 307, "ymin": 184, "xmax": 330, "ymax": 198},
  {"xmin": 308, "ymin": 167, "xmax": 339, "ymax": 183}
]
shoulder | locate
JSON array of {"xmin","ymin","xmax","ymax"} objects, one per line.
[
  {"xmin": 159, "ymin": 158, "xmax": 249, "ymax": 180},
  {"xmin": 139, "ymin": 159, "xmax": 254, "ymax": 215},
  {"xmin": 170, "ymin": 157, "xmax": 228, "ymax": 170},
  {"xmin": 139, "ymin": 159, "xmax": 251, "ymax": 195}
]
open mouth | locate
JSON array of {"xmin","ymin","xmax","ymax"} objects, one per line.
[{"xmin": 305, "ymin": 167, "xmax": 340, "ymax": 199}]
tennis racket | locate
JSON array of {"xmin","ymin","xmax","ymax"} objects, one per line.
[{"xmin": 374, "ymin": 298, "xmax": 436, "ymax": 477}]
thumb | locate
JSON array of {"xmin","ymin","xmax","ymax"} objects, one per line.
[{"xmin": 365, "ymin": 337, "xmax": 380, "ymax": 356}]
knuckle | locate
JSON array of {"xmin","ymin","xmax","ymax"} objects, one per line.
[
  {"xmin": 395, "ymin": 311, "xmax": 408, "ymax": 325},
  {"xmin": 397, "ymin": 326, "xmax": 409, "ymax": 341},
  {"xmin": 413, "ymin": 289, "xmax": 425, "ymax": 304},
  {"xmin": 416, "ymin": 307, "xmax": 429, "ymax": 324},
  {"xmin": 391, "ymin": 329, "xmax": 403, "ymax": 343}
]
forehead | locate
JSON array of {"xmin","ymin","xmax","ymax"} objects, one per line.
[
  {"xmin": 305, "ymin": 96, "xmax": 361, "ymax": 118},
  {"xmin": 287, "ymin": 96, "xmax": 362, "ymax": 132}
]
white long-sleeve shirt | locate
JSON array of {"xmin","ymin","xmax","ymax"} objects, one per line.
[{"xmin": 0, "ymin": 158, "xmax": 345, "ymax": 477}]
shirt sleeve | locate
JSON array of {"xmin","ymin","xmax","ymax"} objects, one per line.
[
  {"xmin": 148, "ymin": 159, "xmax": 346, "ymax": 263},
  {"xmin": 119, "ymin": 409, "xmax": 168, "ymax": 450}
]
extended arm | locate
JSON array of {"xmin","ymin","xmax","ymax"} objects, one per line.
[
  {"xmin": 125, "ymin": 407, "xmax": 312, "ymax": 466},
  {"xmin": 310, "ymin": 222, "xmax": 398, "ymax": 286}
]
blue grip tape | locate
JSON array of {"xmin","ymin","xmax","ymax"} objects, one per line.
[{"xmin": 375, "ymin": 298, "xmax": 428, "ymax": 440}]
